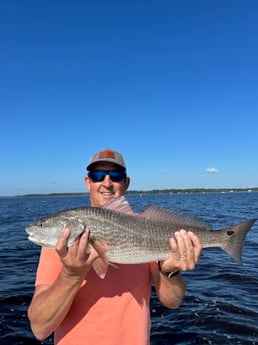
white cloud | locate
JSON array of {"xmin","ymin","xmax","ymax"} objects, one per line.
[{"xmin": 205, "ymin": 167, "xmax": 220, "ymax": 174}]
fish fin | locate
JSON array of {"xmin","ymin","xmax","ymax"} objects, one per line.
[
  {"xmin": 109, "ymin": 262, "xmax": 119, "ymax": 270},
  {"xmin": 88, "ymin": 237, "xmax": 111, "ymax": 278},
  {"xmin": 220, "ymin": 219, "xmax": 257, "ymax": 264},
  {"xmin": 92, "ymin": 257, "xmax": 109, "ymax": 279},
  {"xmin": 89, "ymin": 238, "xmax": 109, "ymax": 262},
  {"xmin": 141, "ymin": 205, "xmax": 212, "ymax": 229},
  {"xmin": 92, "ymin": 258, "xmax": 119, "ymax": 279},
  {"xmin": 102, "ymin": 196, "xmax": 136, "ymax": 215},
  {"xmin": 90, "ymin": 244, "xmax": 119, "ymax": 279}
]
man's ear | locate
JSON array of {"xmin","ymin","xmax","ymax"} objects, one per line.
[
  {"xmin": 125, "ymin": 176, "xmax": 130, "ymax": 190},
  {"xmin": 84, "ymin": 176, "xmax": 91, "ymax": 191}
]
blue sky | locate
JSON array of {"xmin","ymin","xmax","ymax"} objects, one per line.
[{"xmin": 1, "ymin": 0, "xmax": 257, "ymax": 196}]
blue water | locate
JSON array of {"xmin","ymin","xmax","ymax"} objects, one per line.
[{"xmin": 0, "ymin": 192, "xmax": 258, "ymax": 345}]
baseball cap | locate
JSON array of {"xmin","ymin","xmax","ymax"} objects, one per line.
[{"xmin": 87, "ymin": 149, "xmax": 126, "ymax": 171}]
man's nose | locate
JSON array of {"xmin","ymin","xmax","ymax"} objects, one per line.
[{"xmin": 102, "ymin": 174, "xmax": 113, "ymax": 186}]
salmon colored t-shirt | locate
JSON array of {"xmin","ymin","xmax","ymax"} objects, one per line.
[{"xmin": 35, "ymin": 247, "xmax": 158, "ymax": 345}]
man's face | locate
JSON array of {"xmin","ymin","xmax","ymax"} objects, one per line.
[{"xmin": 84, "ymin": 162, "xmax": 130, "ymax": 207}]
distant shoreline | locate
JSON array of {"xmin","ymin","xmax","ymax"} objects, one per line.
[{"xmin": 2, "ymin": 187, "xmax": 258, "ymax": 198}]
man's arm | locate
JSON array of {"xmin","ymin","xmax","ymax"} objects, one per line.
[
  {"xmin": 28, "ymin": 229, "xmax": 98, "ymax": 340},
  {"xmin": 152, "ymin": 230, "xmax": 202, "ymax": 308}
]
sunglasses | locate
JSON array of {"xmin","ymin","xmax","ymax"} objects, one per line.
[{"xmin": 88, "ymin": 170, "xmax": 127, "ymax": 183}]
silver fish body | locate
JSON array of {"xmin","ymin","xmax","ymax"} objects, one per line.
[{"xmin": 26, "ymin": 196, "xmax": 257, "ymax": 265}]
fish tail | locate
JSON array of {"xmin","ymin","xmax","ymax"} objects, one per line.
[{"xmin": 221, "ymin": 219, "xmax": 256, "ymax": 264}]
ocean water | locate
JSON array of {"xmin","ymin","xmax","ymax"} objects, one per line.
[{"xmin": 0, "ymin": 192, "xmax": 258, "ymax": 345}]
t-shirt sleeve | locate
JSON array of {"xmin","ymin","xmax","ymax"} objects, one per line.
[{"xmin": 35, "ymin": 247, "xmax": 63, "ymax": 286}]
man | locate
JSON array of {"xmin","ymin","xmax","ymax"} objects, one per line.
[{"xmin": 28, "ymin": 149, "xmax": 202, "ymax": 345}]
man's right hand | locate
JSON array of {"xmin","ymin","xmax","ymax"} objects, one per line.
[{"xmin": 55, "ymin": 228, "xmax": 99, "ymax": 280}]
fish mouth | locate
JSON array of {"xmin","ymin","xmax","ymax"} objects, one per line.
[{"xmin": 28, "ymin": 236, "xmax": 45, "ymax": 246}]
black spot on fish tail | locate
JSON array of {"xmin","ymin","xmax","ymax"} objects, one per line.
[{"xmin": 221, "ymin": 219, "xmax": 256, "ymax": 265}]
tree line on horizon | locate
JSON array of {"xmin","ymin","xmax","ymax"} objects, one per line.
[{"xmin": 11, "ymin": 187, "xmax": 258, "ymax": 198}]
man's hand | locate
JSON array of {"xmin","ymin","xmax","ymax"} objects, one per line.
[
  {"xmin": 159, "ymin": 230, "xmax": 202, "ymax": 272},
  {"xmin": 55, "ymin": 228, "xmax": 99, "ymax": 279}
]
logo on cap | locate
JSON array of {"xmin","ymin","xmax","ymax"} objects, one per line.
[{"xmin": 98, "ymin": 150, "xmax": 116, "ymax": 159}]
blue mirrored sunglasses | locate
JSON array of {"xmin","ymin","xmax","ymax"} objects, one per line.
[{"xmin": 88, "ymin": 170, "xmax": 127, "ymax": 183}]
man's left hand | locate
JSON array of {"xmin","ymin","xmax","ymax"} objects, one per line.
[{"xmin": 159, "ymin": 230, "xmax": 202, "ymax": 272}]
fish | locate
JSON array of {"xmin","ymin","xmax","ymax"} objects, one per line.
[{"xmin": 26, "ymin": 196, "xmax": 256, "ymax": 271}]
